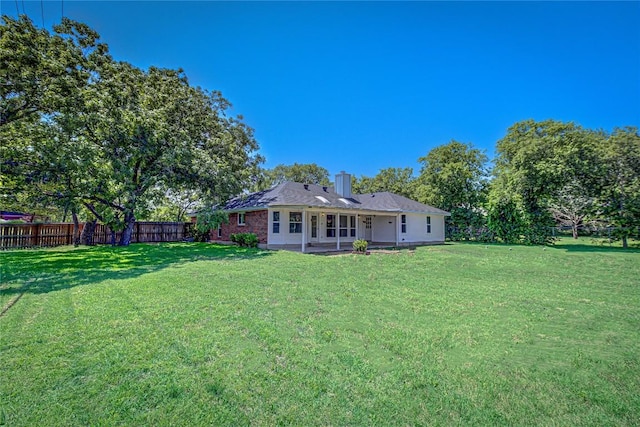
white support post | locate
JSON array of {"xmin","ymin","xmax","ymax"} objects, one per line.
[
  {"xmin": 396, "ymin": 214, "xmax": 400, "ymax": 247},
  {"xmin": 301, "ymin": 209, "xmax": 307, "ymax": 253},
  {"xmin": 336, "ymin": 212, "xmax": 340, "ymax": 250},
  {"xmin": 355, "ymin": 213, "xmax": 359, "ymax": 240}
]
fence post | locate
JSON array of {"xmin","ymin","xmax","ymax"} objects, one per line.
[
  {"xmin": 135, "ymin": 222, "xmax": 140, "ymax": 243},
  {"xmin": 32, "ymin": 223, "xmax": 40, "ymax": 247}
]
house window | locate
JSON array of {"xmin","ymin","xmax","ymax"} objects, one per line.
[
  {"xmin": 426, "ymin": 216, "xmax": 431, "ymax": 233},
  {"xmin": 326, "ymin": 214, "xmax": 336, "ymax": 237},
  {"xmin": 217, "ymin": 226, "xmax": 222, "ymax": 238},
  {"xmin": 401, "ymin": 214, "xmax": 407, "ymax": 233},
  {"xmin": 238, "ymin": 212, "xmax": 246, "ymax": 226},
  {"xmin": 289, "ymin": 212, "xmax": 302, "ymax": 233},
  {"xmin": 272, "ymin": 211, "xmax": 280, "ymax": 233},
  {"xmin": 311, "ymin": 215, "xmax": 317, "ymax": 238},
  {"xmin": 339, "ymin": 215, "xmax": 348, "ymax": 237},
  {"xmin": 350, "ymin": 215, "xmax": 356, "ymax": 237}
]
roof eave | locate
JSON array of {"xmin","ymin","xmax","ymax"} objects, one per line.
[
  {"xmin": 224, "ymin": 206, "xmax": 269, "ymax": 213},
  {"xmin": 223, "ymin": 203, "xmax": 450, "ymax": 216}
]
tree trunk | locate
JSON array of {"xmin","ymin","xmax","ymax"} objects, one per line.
[
  {"xmin": 80, "ymin": 218, "xmax": 97, "ymax": 245},
  {"xmin": 72, "ymin": 211, "xmax": 81, "ymax": 246},
  {"xmin": 622, "ymin": 236, "xmax": 628, "ymax": 249},
  {"xmin": 118, "ymin": 212, "xmax": 136, "ymax": 246},
  {"xmin": 572, "ymin": 224, "xmax": 578, "ymax": 239}
]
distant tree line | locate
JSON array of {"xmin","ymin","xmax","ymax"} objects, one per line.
[
  {"xmin": 488, "ymin": 121, "xmax": 639, "ymax": 248},
  {"xmin": 251, "ymin": 121, "xmax": 639, "ymax": 248}
]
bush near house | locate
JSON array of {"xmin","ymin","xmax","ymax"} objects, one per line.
[
  {"xmin": 352, "ymin": 239, "xmax": 368, "ymax": 253},
  {"xmin": 230, "ymin": 232, "xmax": 259, "ymax": 248}
]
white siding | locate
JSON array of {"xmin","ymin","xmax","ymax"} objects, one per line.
[
  {"xmin": 372, "ymin": 216, "xmax": 396, "ymax": 242},
  {"xmin": 266, "ymin": 208, "xmax": 446, "ymax": 246},
  {"xmin": 267, "ymin": 208, "xmax": 303, "ymax": 245},
  {"xmin": 400, "ymin": 213, "xmax": 446, "ymax": 243},
  {"xmin": 427, "ymin": 214, "xmax": 446, "ymax": 242}
]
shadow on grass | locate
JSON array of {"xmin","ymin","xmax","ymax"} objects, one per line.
[
  {"xmin": 547, "ymin": 236, "xmax": 640, "ymax": 253},
  {"xmin": 547, "ymin": 242, "xmax": 640, "ymax": 253},
  {"xmin": 449, "ymin": 239, "xmax": 640, "ymax": 253},
  {"xmin": 0, "ymin": 243, "xmax": 272, "ymax": 297}
]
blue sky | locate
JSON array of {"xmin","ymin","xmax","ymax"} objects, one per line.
[{"xmin": 3, "ymin": 1, "xmax": 639, "ymax": 178}]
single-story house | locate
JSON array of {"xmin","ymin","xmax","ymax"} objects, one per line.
[{"xmin": 205, "ymin": 172, "xmax": 450, "ymax": 252}]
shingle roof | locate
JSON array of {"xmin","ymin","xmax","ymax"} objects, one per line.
[
  {"xmin": 352, "ymin": 192, "xmax": 450, "ymax": 215},
  {"xmin": 223, "ymin": 182, "xmax": 450, "ymax": 215}
]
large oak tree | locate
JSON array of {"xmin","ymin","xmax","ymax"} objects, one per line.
[
  {"xmin": 491, "ymin": 119, "xmax": 602, "ymax": 243},
  {"xmin": 2, "ymin": 17, "xmax": 262, "ymax": 245}
]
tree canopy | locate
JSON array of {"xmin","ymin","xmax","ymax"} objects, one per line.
[
  {"xmin": 415, "ymin": 140, "xmax": 488, "ymax": 211},
  {"xmin": 255, "ymin": 163, "xmax": 331, "ymax": 190},
  {"xmin": 0, "ymin": 15, "xmax": 107, "ymax": 127},
  {"xmin": 596, "ymin": 127, "xmax": 640, "ymax": 247},
  {"xmin": 352, "ymin": 167, "xmax": 416, "ymax": 199},
  {"xmin": 487, "ymin": 120, "xmax": 640, "ymax": 245},
  {"xmin": 1, "ymin": 16, "xmax": 262, "ymax": 245},
  {"xmin": 414, "ymin": 140, "xmax": 488, "ymax": 232}
]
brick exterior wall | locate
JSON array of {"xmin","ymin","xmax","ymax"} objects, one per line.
[{"xmin": 211, "ymin": 210, "xmax": 269, "ymax": 244}]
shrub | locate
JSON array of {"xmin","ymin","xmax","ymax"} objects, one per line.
[
  {"xmin": 191, "ymin": 229, "xmax": 210, "ymax": 242},
  {"xmin": 195, "ymin": 209, "xmax": 229, "ymax": 233},
  {"xmin": 242, "ymin": 233, "xmax": 259, "ymax": 248},
  {"xmin": 446, "ymin": 226, "xmax": 496, "ymax": 242},
  {"xmin": 230, "ymin": 233, "xmax": 259, "ymax": 248},
  {"xmin": 487, "ymin": 197, "xmax": 525, "ymax": 244},
  {"xmin": 352, "ymin": 239, "xmax": 368, "ymax": 253}
]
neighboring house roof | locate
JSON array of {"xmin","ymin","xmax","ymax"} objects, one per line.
[
  {"xmin": 0, "ymin": 211, "xmax": 32, "ymax": 221},
  {"xmin": 222, "ymin": 182, "xmax": 450, "ymax": 215}
]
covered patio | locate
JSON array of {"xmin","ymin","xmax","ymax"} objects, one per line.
[
  {"xmin": 267, "ymin": 209, "xmax": 403, "ymax": 253},
  {"xmin": 267, "ymin": 241, "xmax": 412, "ymax": 254}
]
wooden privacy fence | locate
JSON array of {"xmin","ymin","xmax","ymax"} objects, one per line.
[{"xmin": 0, "ymin": 222, "xmax": 193, "ymax": 250}]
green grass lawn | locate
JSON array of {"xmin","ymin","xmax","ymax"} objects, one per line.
[{"xmin": 1, "ymin": 239, "xmax": 639, "ymax": 426}]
